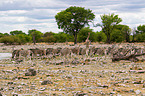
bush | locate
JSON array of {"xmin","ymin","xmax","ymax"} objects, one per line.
[
  {"xmin": 110, "ymin": 29, "xmax": 124, "ymax": 43},
  {"xmin": 43, "ymin": 35, "xmax": 56, "ymax": 43},
  {"xmin": 54, "ymin": 32, "xmax": 74, "ymax": 43},
  {"xmin": 0, "ymin": 34, "xmax": 32, "ymax": 45},
  {"xmin": 77, "ymin": 27, "xmax": 96, "ymax": 42},
  {"xmin": 0, "ymin": 36, "xmax": 20, "ymax": 45},
  {"xmin": 95, "ymin": 31, "xmax": 106, "ymax": 42},
  {"xmin": 135, "ymin": 33, "xmax": 145, "ymax": 42}
]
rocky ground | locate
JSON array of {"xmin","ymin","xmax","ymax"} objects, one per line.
[{"xmin": 0, "ymin": 43, "xmax": 145, "ymax": 96}]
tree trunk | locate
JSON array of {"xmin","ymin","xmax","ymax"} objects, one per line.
[
  {"xmin": 106, "ymin": 35, "xmax": 111, "ymax": 44},
  {"xmin": 74, "ymin": 33, "xmax": 77, "ymax": 44},
  {"xmin": 33, "ymin": 35, "xmax": 36, "ymax": 45}
]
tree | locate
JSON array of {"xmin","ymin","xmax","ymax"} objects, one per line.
[
  {"xmin": 28, "ymin": 29, "xmax": 43, "ymax": 44},
  {"xmin": 77, "ymin": 27, "xmax": 96, "ymax": 42},
  {"xmin": 10, "ymin": 30, "xmax": 26, "ymax": 35},
  {"xmin": 135, "ymin": 25, "xmax": 145, "ymax": 42},
  {"xmin": 136, "ymin": 25, "xmax": 145, "ymax": 34},
  {"xmin": 43, "ymin": 31, "xmax": 55, "ymax": 37},
  {"xmin": 55, "ymin": 6, "xmax": 95, "ymax": 44},
  {"xmin": 16, "ymin": 34, "xmax": 32, "ymax": 44},
  {"xmin": 114, "ymin": 24, "xmax": 131, "ymax": 42},
  {"xmin": 95, "ymin": 31, "xmax": 106, "ymax": 42},
  {"xmin": 135, "ymin": 33, "xmax": 145, "ymax": 42},
  {"xmin": 3, "ymin": 33, "xmax": 9, "ymax": 36},
  {"xmin": 94, "ymin": 13, "xmax": 122, "ymax": 43},
  {"xmin": 0, "ymin": 35, "xmax": 20, "ymax": 45},
  {"xmin": 0, "ymin": 33, "xmax": 4, "ymax": 38},
  {"xmin": 54, "ymin": 32, "xmax": 74, "ymax": 43},
  {"xmin": 110, "ymin": 29, "xmax": 124, "ymax": 43}
]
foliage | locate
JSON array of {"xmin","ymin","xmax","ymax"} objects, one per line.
[
  {"xmin": 95, "ymin": 31, "xmax": 107, "ymax": 42},
  {"xmin": 28, "ymin": 29, "xmax": 43, "ymax": 44},
  {"xmin": 43, "ymin": 35, "xmax": 56, "ymax": 43},
  {"xmin": 135, "ymin": 33, "xmax": 145, "ymax": 42},
  {"xmin": 77, "ymin": 27, "xmax": 96, "ymax": 42},
  {"xmin": 0, "ymin": 33, "xmax": 4, "ymax": 38},
  {"xmin": 110, "ymin": 29, "xmax": 124, "ymax": 43},
  {"xmin": 0, "ymin": 35, "xmax": 20, "ymax": 45},
  {"xmin": 43, "ymin": 31, "xmax": 55, "ymax": 37},
  {"xmin": 0, "ymin": 34, "xmax": 32, "ymax": 45},
  {"xmin": 3, "ymin": 33, "xmax": 9, "ymax": 36},
  {"xmin": 133, "ymin": 25, "xmax": 145, "ymax": 42},
  {"xmin": 16, "ymin": 34, "xmax": 32, "ymax": 44},
  {"xmin": 55, "ymin": 6, "xmax": 95, "ymax": 44},
  {"xmin": 99, "ymin": 13, "xmax": 122, "ymax": 43},
  {"xmin": 136, "ymin": 25, "xmax": 145, "ymax": 34},
  {"xmin": 10, "ymin": 30, "xmax": 26, "ymax": 35},
  {"xmin": 54, "ymin": 32, "xmax": 74, "ymax": 43},
  {"xmin": 114, "ymin": 24, "xmax": 131, "ymax": 42}
]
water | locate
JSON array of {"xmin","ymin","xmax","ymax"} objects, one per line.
[{"xmin": 0, "ymin": 53, "xmax": 12, "ymax": 60}]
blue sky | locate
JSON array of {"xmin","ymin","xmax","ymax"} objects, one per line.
[{"xmin": 0, "ymin": 0, "xmax": 144, "ymax": 34}]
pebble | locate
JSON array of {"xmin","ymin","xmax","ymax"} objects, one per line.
[
  {"xmin": 41, "ymin": 80, "xmax": 53, "ymax": 85},
  {"xmin": 135, "ymin": 90, "xmax": 141, "ymax": 95}
]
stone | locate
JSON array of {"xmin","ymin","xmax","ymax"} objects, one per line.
[
  {"xmin": 25, "ymin": 68, "xmax": 36, "ymax": 76},
  {"xmin": 13, "ymin": 93, "xmax": 18, "ymax": 96},
  {"xmin": 0, "ymin": 88, "xmax": 3, "ymax": 91},
  {"xmin": 76, "ymin": 92, "xmax": 88, "ymax": 96},
  {"xmin": 135, "ymin": 90, "xmax": 141, "ymax": 95},
  {"xmin": 143, "ymin": 83, "xmax": 145, "ymax": 88},
  {"xmin": 41, "ymin": 80, "xmax": 53, "ymax": 85},
  {"xmin": 8, "ymin": 82, "xmax": 13, "ymax": 84}
]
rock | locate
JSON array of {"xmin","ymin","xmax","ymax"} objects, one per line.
[
  {"xmin": 0, "ymin": 88, "xmax": 3, "ymax": 91},
  {"xmin": 143, "ymin": 83, "xmax": 145, "ymax": 88},
  {"xmin": 39, "ymin": 87, "xmax": 46, "ymax": 91},
  {"xmin": 132, "ymin": 80, "xmax": 143, "ymax": 84},
  {"xmin": 41, "ymin": 80, "xmax": 53, "ymax": 85},
  {"xmin": 76, "ymin": 92, "xmax": 88, "ymax": 96},
  {"xmin": 8, "ymin": 82, "xmax": 13, "ymax": 84},
  {"xmin": 129, "ymin": 70, "xmax": 145, "ymax": 73},
  {"xmin": 135, "ymin": 90, "xmax": 141, "ymax": 95},
  {"xmin": 13, "ymin": 93, "xmax": 18, "ymax": 96},
  {"xmin": 25, "ymin": 68, "xmax": 36, "ymax": 76}
]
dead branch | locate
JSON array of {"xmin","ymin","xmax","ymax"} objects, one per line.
[{"xmin": 112, "ymin": 52, "xmax": 145, "ymax": 62}]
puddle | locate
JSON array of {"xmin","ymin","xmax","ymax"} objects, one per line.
[{"xmin": 0, "ymin": 53, "xmax": 12, "ymax": 60}]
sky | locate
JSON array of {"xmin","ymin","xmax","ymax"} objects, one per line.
[{"xmin": 0, "ymin": 0, "xmax": 145, "ymax": 34}]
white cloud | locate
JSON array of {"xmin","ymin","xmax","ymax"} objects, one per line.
[{"xmin": 0, "ymin": 0, "xmax": 145, "ymax": 33}]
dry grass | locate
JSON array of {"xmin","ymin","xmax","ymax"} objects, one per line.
[{"xmin": 0, "ymin": 43, "xmax": 145, "ymax": 96}]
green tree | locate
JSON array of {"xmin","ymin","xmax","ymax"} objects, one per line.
[
  {"xmin": 95, "ymin": 13, "xmax": 122, "ymax": 43},
  {"xmin": 0, "ymin": 33, "xmax": 4, "ymax": 38},
  {"xmin": 110, "ymin": 29, "xmax": 124, "ymax": 43},
  {"xmin": 135, "ymin": 25, "xmax": 145, "ymax": 42},
  {"xmin": 43, "ymin": 32, "xmax": 56, "ymax": 43},
  {"xmin": 10, "ymin": 30, "xmax": 26, "ymax": 35},
  {"xmin": 136, "ymin": 25, "xmax": 145, "ymax": 34},
  {"xmin": 77, "ymin": 27, "xmax": 96, "ymax": 42},
  {"xmin": 43, "ymin": 31, "xmax": 54, "ymax": 37},
  {"xmin": 28, "ymin": 29, "xmax": 43, "ymax": 44},
  {"xmin": 43, "ymin": 35, "xmax": 56, "ymax": 43},
  {"xmin": 0, "ymin": 35, "xmax": 20, "ymax": 45},
  {"xmin": 16, "ymin": 34, "xmax": 32, "ymax": 44},
  {"xmin": 114, "ymin": 24, "xmax": 131, "ymax": 42},
  {"xmin": 55, "ymin": 6, "xmax": 95, "ymax": 44},
  {"xmin": 54, "ymin": 32, "xmax": 74, "ymax": 43},
  {"xmin": 135, "ymin": 33, "xmax": 145, "ymax": 42},
  {"xmin": 3, "ymin": 33, "xmax": 9, "ymax": 36},
  {"xmin": 95, "ymin": 31, "xmax": 106, "ymax": 42}
]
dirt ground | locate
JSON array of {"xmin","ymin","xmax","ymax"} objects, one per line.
[{"xmin": 0, "ymin": 43, "xmax": 145, "ymax": 96}]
